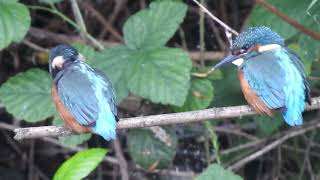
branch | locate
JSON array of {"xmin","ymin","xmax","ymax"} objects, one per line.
[
  {"xmin": 14, "ymin": 97, "xmax": 320, "ymax": 140},
  {"xmin": 228, "ymin": 120, "xmax": 320, "ymax": 170},
  {"xmin": 255, "ymin": 0, "xmax": 320, "ymax": 40}
]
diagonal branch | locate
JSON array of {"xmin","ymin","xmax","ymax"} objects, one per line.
[
  {"xmin": 255, "ymin": 0, "xmax": 320, "ymax": 40},
  {"xmin": 13, "ymin": 97, "xmax": 320, "ymax": 140}
]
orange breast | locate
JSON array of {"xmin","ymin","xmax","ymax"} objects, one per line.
[
  {"xmin": 52, "ymin": 85, "xmax": 89, "ymax": 133},
  {"xmin": 238, "ymin": 70, "xmax": 272, "ymax": 116}
]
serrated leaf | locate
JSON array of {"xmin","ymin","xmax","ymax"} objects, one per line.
[
  {"xmin": 72, "ymin": 43, "xmax": 97, "ymax": 62},
  {"xmin": 95, "ymin": 46, "xmax": 192, "ymax": 106},
  {"xmin": 127, "ymin": 48, "xmax": 192, "ymax": 106},
  {"xmin": 92, "ymin": 46, "xmax": 132, "ymax": 103},
  {"xmin": 59, "ymin": 133, "xmax": 92, "ymax": 147},
  {"xmin": 195, "ymin": 163, "xmax": 243, "ymax": 180},
  {"xmin": 53, "ymin": 148, "xmax": 107, "ymax": 180},
  {"xmin": 0, "ymin": 1, "xmax": 30, "ymax": 49},
  {"xmin": 123, "ymin": 1, "xmax": 187, "ymax": 50},
  {"xmin": 174, "ymin": 78, "xmax": 214, "ymax": 112},
  {"xmin": 127, "ymin": 128, "xmax": 177, "ymax": 169},
  {"xmin": 255, "ymin": 114, "xmax": 283, "ymax": 137},
  {"xmin": 0, "ymin": 69, "xmax": 55, "ymax": 122}
]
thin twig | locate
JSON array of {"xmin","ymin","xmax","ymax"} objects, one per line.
[
  {"xmin": 228, "ymin": 120, "xmax": 320, "ymax": 170},
  {"xmin": 113, "ymin": 139, "xmax": 129, "ymax": 180},
  {"xmin": 13, "ymin": 97, "xmax": 320, "ymax": 140},
  {"xmin": 22, "ymin": 39, "xmax": 49, "ymax": 52},
  {"xmin": 70, "ymin": 0, "xmax": 87, "ymax": 37},
  {"xmin": 255, "ymin": 0, "xmax": 320, "ymax": 40},
  {"xmin": 191, "ymin": 0, "xmax": 239, "ymax": 36}
]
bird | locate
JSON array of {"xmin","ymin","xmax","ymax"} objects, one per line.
[
  {"xmin": 49, "ymin": 44, "xmax": 118, "ymax": 140},
  {"xmin": 213, "ymin": 26, "xmax": 311, "ymax": 126}
]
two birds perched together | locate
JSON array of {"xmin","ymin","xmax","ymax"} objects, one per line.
[{"xmin": 49, "ymin": 26, "xmax": 310, "ymax": 141}]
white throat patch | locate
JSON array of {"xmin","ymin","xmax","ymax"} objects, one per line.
[
  {"xmin": 258, "ymin": 44, "xmax": 281, "ymax": 53},
  {"xmin": 232, "ymin": 58, "xmax": 244, "ymax": 67},
  {"xmin": 52, "ymin": 56, "xmax": 65, "ymax": 69}
]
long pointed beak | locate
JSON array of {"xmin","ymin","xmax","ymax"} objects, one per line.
[{"xmin": 213, "ymin": 54, "xmax": 241, "ymax": 69}]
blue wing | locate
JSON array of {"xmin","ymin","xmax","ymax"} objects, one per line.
[
  {"xmin": 242, "ymin": 51, "xmax": 286, "ymax": 110},
  {"xmin": 285, "ymin": 48, "xmax": 311, "ymax": 104},
  {"xmin": 56, "ymin": 62, "xmax": 117, "ymax": 140}
]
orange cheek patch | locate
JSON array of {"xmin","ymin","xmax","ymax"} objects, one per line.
[
  {"xmin": 52, "ymin": 85, "xmax": 90, "ymax": 133},
  {"xmin": 238, "ymin": 70, "xmax": 273, "ymax": 116}
]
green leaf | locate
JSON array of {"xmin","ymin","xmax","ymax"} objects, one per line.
[
  {"xmin": 123, "ymin": 1, "xmax": 187, "ymax": 50},
  {"xmin": 0, "ymin": 69, "xmax": 55, "ymax": 122},
  {"xmin": 53, "ymin": 148, "xmax": 107, "ymax": 180},
  {"xmin": 58, "ymin": 134, "xmax": 92, "ymax": 147},
  {"xmin": 95, "ymin": 46, "xmax": 192, "ymax": 106},
  {"xmin": 174, "ymin": 78, "xmax": 214, "ymax": 112},
  {"xmin": 0, "ymin": 1, "xmax": 30, "ymax": 49},
  {"xmin": 195, "ymin": 163, "xmax": 243, "ymax": 180},
  {"xmin": 126, "ymin": 48, "xmax": 192, "ymax": 106},
  {"xmin": 255, "ymin": 114, "xmax": 283, "ymax": 137},
  {"xmin": 127, "ymin": 128, "xmax": 177, "ymax": 169},
  {"xmin": 72, "ymin": 43, "xmax": 97, "ymax": 62},
  {"xmin": 92, "ymin": 46, "xmax": 132, "ymax": 103}
]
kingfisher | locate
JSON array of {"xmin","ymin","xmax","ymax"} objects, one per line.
[
  {"xmin": 49, "ymin": 44, "xmax": 118, "ymax": 140},
  {"xmin": 213, "ymin": 26, "xmax": 311, "ymax": 126}
]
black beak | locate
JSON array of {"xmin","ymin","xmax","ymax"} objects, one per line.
[{"xmin": 213, "ymin": 54, "xmax": 242, "ymax": 69}]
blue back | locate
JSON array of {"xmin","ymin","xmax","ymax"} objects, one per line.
[
  {"xmin": 55, "ymin": 62, "xmax": 117, "ymax": 140},
  {"xmin": 242, "ymin": 48, "xmax": 308, "ymax": 126}
]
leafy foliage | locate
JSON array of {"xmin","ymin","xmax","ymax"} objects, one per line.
[
  {"xmin": 255, "ymin": 114, "xmax": 283, "ymax": 137},
  {"xmin": 195, "ymin": 163, "xmax": 243, "ymax": 180},
  {"xmin": 127, "ymin": 128, "xmax": 177, "ymax": 169},
  {"xmin": 0, "ymin": 69, "xmax": 55, "ymax": 122},
  {"xmin": 174, "ymin": 78, "xmax": 214, "ymax": 112},
  {"xmin": 93, "ymin": 1, "xmax": 192, "ymax": 105},
  {"xmin": 0, "ymin": 0, "xmax": 30, "ymax": 50},
  {"xmin": 123, "ymin": 1, "xmax": 187, "ymax": 50},
  {"xmin": 53, "ymin": 148, "xmax": 107, "ymax": 180},
  {"xmin": 58, "ymin": 134, "xmax": 92, "ymax": 147}
]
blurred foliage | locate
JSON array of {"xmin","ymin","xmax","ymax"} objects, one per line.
[
  {"xmin": 0, "ymin": 0, "xmax": 30, "ymax": 50},
  {"xmin": 127, "ymin": 128, "xmax": 177, "ymax": 170},
  {"xmin": 195, "ymin": 163, "xmax": 243, "ymax": 180},
  {"xmin": 53, "ymin": 148, "xmax": 107, "ymax": 180}
]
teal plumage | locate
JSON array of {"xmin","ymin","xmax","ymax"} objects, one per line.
[
  {"xmin": 214, "ymin": 26, "xmax": 311, "ymax": 126},
  {"xmin": 49, "ymin": 44, "xmax": 118, "ymax": 140}
]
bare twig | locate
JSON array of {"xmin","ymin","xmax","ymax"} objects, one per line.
[
  {"xmin": 70, "ymin": 0, "xmax": 87, "ymax": 36},
  {"xmin": 191, "ymin": 0, "xmax": 239, "ymax": 36},
  {"xmin": 22, "ymin": 39, "xmax": 49, "ymax": 52},
  {"xmin": 81, "ymin": 1, "xmax": 123, "ymax": 42},
  {"xmin": 113, "ymin": 139, "xmax": 129, "ymax": 180},
  {"xmin": 255, "ymin": 0, "xmax": 320, "ymax": 40},
  {"xmin": 228, "ymin": 120, "xmax": 320, "ymax": 171},
  {"xmin": 13, "ymin": 97, "xmax": 320, "ymax": 140}
]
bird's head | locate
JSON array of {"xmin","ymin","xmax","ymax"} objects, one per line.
[
  {"xmin": 213, "ymin": 26, "xmax": 285, "ymax": 69},
  {"xmin": 49, "ymin": 44, "xmax": 85, "ymax": 78}
]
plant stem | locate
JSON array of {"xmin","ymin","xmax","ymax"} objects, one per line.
[
  {"xmin": 204, "ymin": 121, "xmax": 221, "ymax": 164},
  {"xmin": 28, "ymin": 5, "xmax": 104, "ymax": 50}
]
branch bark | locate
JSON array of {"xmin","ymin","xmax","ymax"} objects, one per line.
[{"xmin": 14, "ymin": 97, "xmax": 320, "ymax": 140}]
